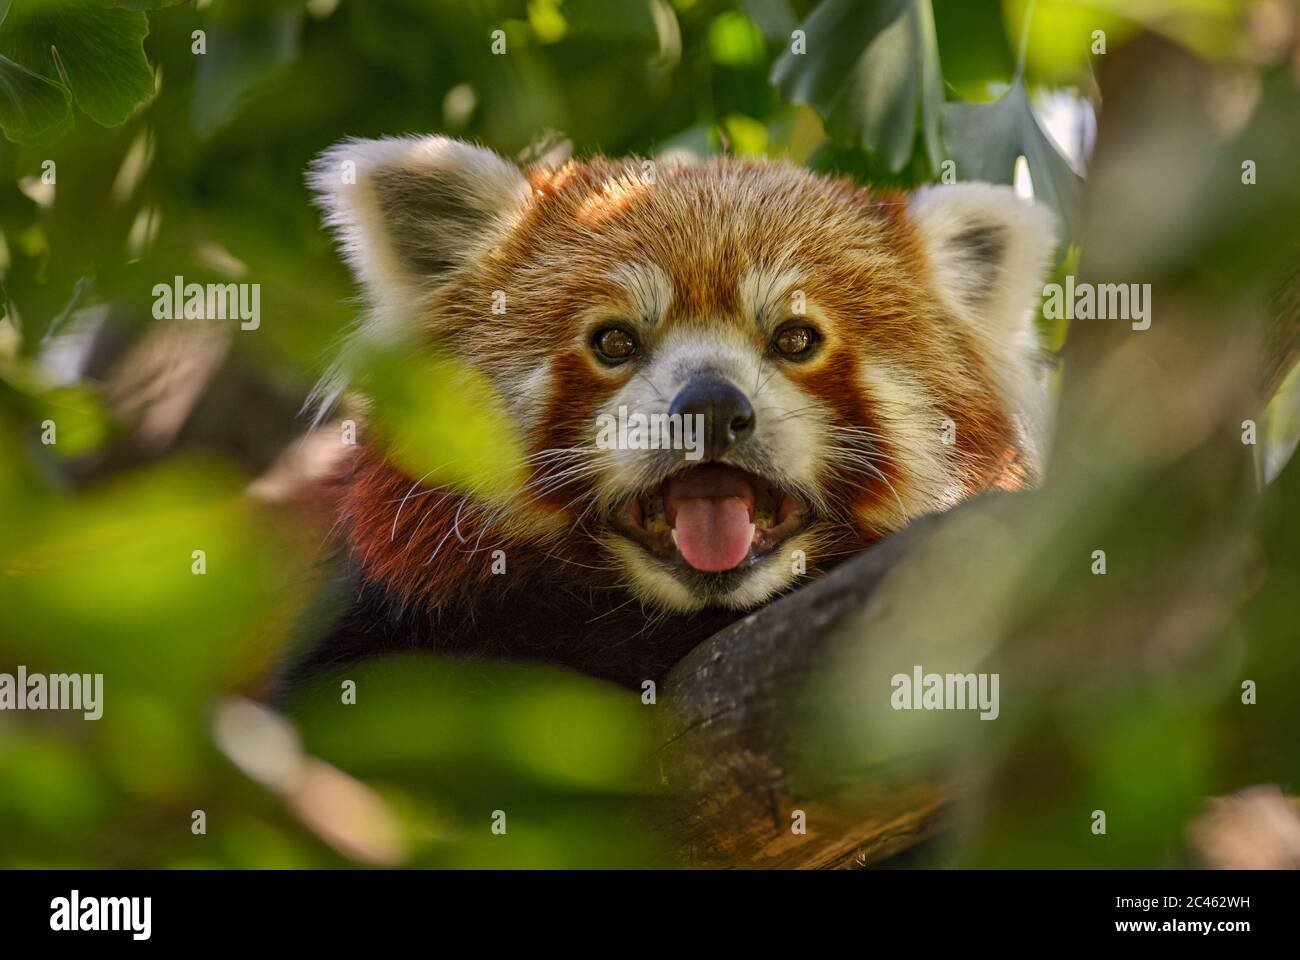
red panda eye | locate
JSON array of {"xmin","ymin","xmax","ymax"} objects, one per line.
[
  {"xmin": 773, "ymin": 325, "xmax": 817, "ymax": 358},
  {"xmin": 593, "ymin": 327, "xmax": 638, "ymax": 363}
]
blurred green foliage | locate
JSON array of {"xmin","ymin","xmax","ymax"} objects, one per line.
[
  {"xmin": 0, "ymin": 0, "xmax": 1294, "ymax": 869},
  {"xmin": 358, "ymin": 341, "xmax": 529, "ymax": 500},
  {"xmin": 806, "ymin": 21, "xmax": 1300, "ymax": 867}
]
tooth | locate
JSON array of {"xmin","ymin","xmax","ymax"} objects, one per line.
[
  {"xmin": 670, "ymin": 529, "xmax": 679, "ymax": 548},
  {"xmin": 748, "ymin": 522, "xmax": 757, "ymax": 544}
]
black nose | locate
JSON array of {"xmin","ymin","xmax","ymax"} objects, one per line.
[{"xmin": 669, "ymin": 377, "xmax": 756, "ymax": 460}]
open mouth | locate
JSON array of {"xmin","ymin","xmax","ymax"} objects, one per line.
[{"xmin": 612, "ymin": 464, "xmax": 808, "ymax": 574}]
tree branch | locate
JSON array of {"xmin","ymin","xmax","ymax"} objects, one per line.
[{"xmin": 656, "ymin": 507, "xmax": 961, "ymax": 868}]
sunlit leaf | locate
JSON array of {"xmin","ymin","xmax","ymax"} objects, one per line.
[
  {"xmin": 1006, "ymin": 0, "xmax": 1238, "ymax": 82},
  {"xmin": 722, "ymin": 112, "xmax": 766, "ymax": 155},
  {"xmin": 1006, "ymin": 0, "xmax": 1132, "ymax": 84},
  {"xmin": 527, "ymin": 0, "xmax": 568, "ymax": 44},
  {"xmin": 709, "ymin": 11, "xmax": 766, "ymax": 68},
  {"xmin": 357, "ymin": 344, "xmax": 529, "ymax": 502}
]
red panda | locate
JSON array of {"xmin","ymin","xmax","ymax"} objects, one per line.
[{"xmin": 281, "ymin": 135, "xmax": 1055, "ymax": 691}]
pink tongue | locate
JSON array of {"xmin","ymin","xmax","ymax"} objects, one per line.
[{"xmin": 673, "ymin": 497, "xmax": 752, "ymax": 572}]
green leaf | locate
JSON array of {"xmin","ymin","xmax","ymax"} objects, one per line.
[
  {"xmin": 357, "ymin": 343, "xmax": 529, "ymax": 502},
  {"xmin": 36, "ymin": 384, "xmax": 113, "ymax": 457},
  {"xmin": 0, "ymin": 360, "xmax": 113, "ymax": 455},
  {"xmin": 191, "ymin": 4, "xmax": 303, "ymax": 137},
  {"xmin": 0, "ymin": 458, "xmax": 304, "ymax": 700},
  {"xmin": 0, "ymin": 52, "xmax": 71, "ymax": 144},
  {"xmin": 944, "ymin": 79, "xmax": 1082, "ymax": 246},
  {"xmin": 563, "ymin": 0, "xmax": 661, "ymax": 43},
  {"xmin": 0, "ymin": 0, "xmax": 154, "ymax": 128},
  {"xmin": 932, "ymin": 0, "xmax": 1015, "ymax": 99},
  {"xmin": 293, "ymin": 655, "xmax": 654, "ymax": 793},
  {"xmin": 771, "ymin": 0, "xmax": 944, "ymax": 173},
  {"xmin": 709, "ymin": 11, "xmax": 766, "ymax": 68},
  {"xmin": 722, "ymin": 112, "xmax": 767, "ymax": 156},
  {"xmin": 741, "ymin": 0, "xmax": 797, "ymax": 43}
]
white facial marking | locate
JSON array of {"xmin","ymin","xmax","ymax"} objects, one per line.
[
  {"xmin": 505, "ymin": 359, "xmax": 553, "ymax": 432},
  {"xmin": 855, "ymin": 360, "xmax": 963, "ymax": 529},
  {"xmin": 739, "ymin": 263, "xmax": 803, "ymax": 331},
  {"xmin": 608, "ymin": 262, "xmax": 672, "ymax": 327}
]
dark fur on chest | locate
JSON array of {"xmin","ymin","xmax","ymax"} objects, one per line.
[{"xmin": 274, "ymin": 563, "xmax": 745, "ymax": 701}]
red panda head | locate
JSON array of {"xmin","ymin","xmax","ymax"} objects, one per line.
[{"xmin": 309, "ymin": 136, "xmax": 1055, "ymax": 614}]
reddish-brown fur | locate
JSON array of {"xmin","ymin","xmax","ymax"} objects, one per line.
[{"xmin": 328, "ymin": 155, "xmax": 1031, "ymax": 610}]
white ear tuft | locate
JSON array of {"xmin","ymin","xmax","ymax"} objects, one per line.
[
  {"xmin": 909, "ymin": 182, "xmax": 1057, "ymax": 470},
  {"xmin": 307, "ymin": 135, "xmax": 531, "ymax": 333},
  {"xmin": 909, "ymin": 181, "xmax": 1056, "ymax": 336}
]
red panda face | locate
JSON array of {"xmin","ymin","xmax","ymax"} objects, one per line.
[{"xmin": 310, "ymin": 137, "xmax": 1055, "ymax": 613}]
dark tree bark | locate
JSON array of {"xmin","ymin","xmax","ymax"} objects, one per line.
[{"xmin": 656, "ymin": 508, "xmax": 960, "ymax": 868}]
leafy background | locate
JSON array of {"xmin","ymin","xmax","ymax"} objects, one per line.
[{"xmin": 0, "ymin": 0, "xmax": 1297, "ymax": 868}]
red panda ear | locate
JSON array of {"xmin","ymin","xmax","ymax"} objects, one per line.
[
  {"xmin": 308, "ymin": 135, "xmax": 531, "ymax": 331},
  {"xmin": 908, "ymin": 182, "xmax": 1056, "ymax": 341},
  {"xmin": 908, "ymin": 182, "xmax": 1057, "ymax": 472}
]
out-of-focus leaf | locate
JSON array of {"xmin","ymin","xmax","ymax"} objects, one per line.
[
  {"xmin": 357, "ymin": 344, "xmax": 528, "ymax": 502},
  {"xmin": 564, "ymin": 0, "xmax": 661, "ymax": 43},
  {"xmin": 0, "ymin": 458, "xmax": 305, "ymax": 700},
  {"xmin": 945, "ymin": 79, "xmax": 1082, "ymax": 246},
  {"xmin": 1007, "ymin": 0, "xmax": 1241, "ymax": 83},
  {"xmin": 0, "ymin": 0, "xmax": 154, "ymax": 127},
  {"xmin": 1262, "ymin": 360, "xmax": 1300, "ymax": 484},
  {"xmin": 0, "ymin": 352, "xmax": 112, "ymax": 454},
  {"xmin": 291, "ymin": 655, "xmax": 654, "ymax": 795},
  {"xmin": 1006, "ymin": 0, "xmax": 1132, "ymax": 85},
  {"xmin": 742, "ymin": 0, "xmax": 797, "ymax": 43},
  {"xmin": 34, "ymin": 384, "xmax": 112, "ymax": 456},
  {"xmin": 526, "ymin": 0, "xmax": 567, "ymax": 44},
  {"xmin": 723, "ymin": 112, "xmax": 766, "ymax": 155},
  {"xmin": 806, "ymin": 132, "xmax": 933, "ymax": 190},
  {"xmin": 192, "ymin": 4, "xmax": 303, "ymax": 137},
  {"xmin": 709, "ymin": 11, "xmax": 766, "ymax": 68},
  {"xmin": 0, "ymin": 735, "xmax": 112, "ymax": 832},
  {"xmin": 933, "ymin": 0, "xmax": 1014, "ymax": 99},
  {"xmin": 654, "ymin": 121, "xmax": 718, "ymax": 161},
  {"xmin": 0, "ymin": 52, "xmax": 71, "ymax": 144},
  {"xmin": 285, "ymin": 654, "xmax": 664, "ymax": 867},
  {"xmin": 771, "ymin": 0, "xmax": 944, "ymax": 173}
]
